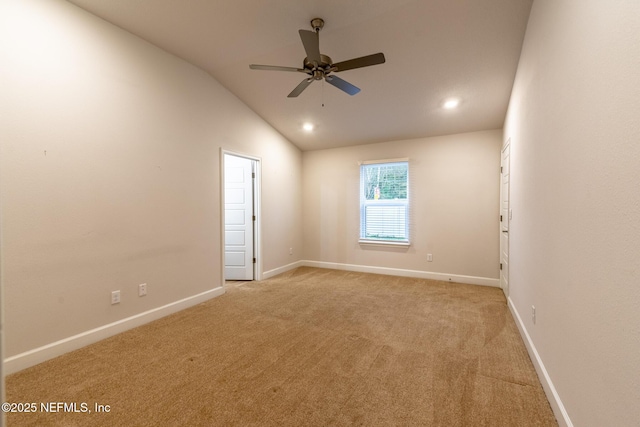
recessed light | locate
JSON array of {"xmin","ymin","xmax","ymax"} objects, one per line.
[
  {"xmin": 302, "ymin": 122, "xmax": 314, "ymax": 132},
  {"xmin": 443, "ymin": 98, "xmax": 460, "ymax": 109}
]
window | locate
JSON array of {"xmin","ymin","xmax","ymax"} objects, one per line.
[{"xmin": 359, "ymin": 160, "xmax": 409, "ymax": 244}]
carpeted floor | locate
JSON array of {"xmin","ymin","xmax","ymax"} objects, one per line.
[{"xmin": 6, "ymin": 267, "xmax": 557, "ymax": 426}]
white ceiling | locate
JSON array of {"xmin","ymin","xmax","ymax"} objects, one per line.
[{"xmin": 67, "ymin": 0, "xmax": 532, "ymax": 151}]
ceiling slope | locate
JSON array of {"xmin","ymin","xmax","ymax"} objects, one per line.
[{"xmin": 68, "ymin": 0, "xmax": 533, "ymax": 151}]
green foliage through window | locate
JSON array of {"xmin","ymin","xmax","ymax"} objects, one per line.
[{"xmin": 362, "ymin": 163, "xmax": 408, "ymax": 201}]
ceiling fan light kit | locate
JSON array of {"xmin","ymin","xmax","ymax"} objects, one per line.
[{"xmin": 249, "ymin": 18, "xmax": 386, "ymax": 98}]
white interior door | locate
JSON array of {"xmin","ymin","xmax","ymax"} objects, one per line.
[
  {"xmin": 224, "ymin": 154, "xmax": 254, "ymax": 280},
  {"xmin": 500, "ymin": 141, "xmax": 510, "ymax": 295}
]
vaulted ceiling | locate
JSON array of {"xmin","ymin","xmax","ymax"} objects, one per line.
[{"xmin": 68, "ymin": 0, "xmax": 533, "ymax": 151}]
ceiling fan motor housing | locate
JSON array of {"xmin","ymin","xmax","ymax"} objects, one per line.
[{"xmin": 305, "ymin": 54, "xmax": 333, "ymax": 75}]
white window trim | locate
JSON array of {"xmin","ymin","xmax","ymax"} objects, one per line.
[
  {"xmin": 359, "ymin": 159, "xmax": 410, "ymax": 245},
  {"xmin": 358, "ymin": 157, "xmax": 409, "ymax": 166},
  {"xmin": 358, "ymin": 239, "xmax": 411, "ymax": 247}
]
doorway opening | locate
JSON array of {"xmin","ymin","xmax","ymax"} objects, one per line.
[{"xmin": 222, "ymin": 151, "xmax": 261, "ymax": 282}]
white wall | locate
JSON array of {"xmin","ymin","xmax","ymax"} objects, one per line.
[
  {"xmin": 0, "ymin": 0, "xmax": 301, "ymax": 370},
  {"xmin": 302, "ymin": 130, "xmax": 501, "ymax": 284},
  {"xmin": 504, "ymin": 1, "xmax": 640, "ymax": 426}
]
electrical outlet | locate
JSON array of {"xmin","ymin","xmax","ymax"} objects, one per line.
[
  {"xmin": 427, "ymin": 253, "xmax": 433, "ymax": 262},
  {"xmin": 532, "ymin": 305, "xmax": 536, "ymax": 324},
  {"xmin": 111, "ymin": 290, "xmax": 121, "ymax": 305},
  {"xmin": 289, "ymin": 248, "xmax": 293, "ymax": 255},
  {"xmin": 138, "ymin": 283, "xmax": 147, "ymax": 297}
]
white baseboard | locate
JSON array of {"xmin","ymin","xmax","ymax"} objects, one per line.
[
  {"xmin": 2, "ymin": 261, "xmax": 496, "ymax": 375},
  {"xmin": 262, "ymin": 260, "xmax": 304, "ymax": 280},
  {"xmin": 4, "ymin": 286, "xmax": 225, "ymax": 375},
  {"xmin": 300, "ymin": 260, "xmax": 500, "ymax": 287},
  {"xmin": 507, "ymin": 297, "xmax": 573, "ymax": 427}
]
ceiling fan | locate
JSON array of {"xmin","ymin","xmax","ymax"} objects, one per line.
[{"xmin": 249, "ymin": 18, "xmax": 386, "ymax": 98}]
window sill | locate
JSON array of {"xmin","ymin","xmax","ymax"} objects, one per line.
[{"xmin": 358, "ymin": 239, "xmax": 411, "ymax": 247}]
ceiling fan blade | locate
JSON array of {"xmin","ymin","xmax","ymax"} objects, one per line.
[
  {"xmin": 288, "ymin": 78, "xmax": 314, "ymax": 98},
  {"xmin": 299, "ymin": 30, "xmax": 321, "ymax": 64},
  {"xmin": 332, "ymin": 53, "xmax": 386, "ymax": 72},
  {"xmin": 250, "ymin": 64, "xmax": 305, "ymax": 72},
  {"xmin": 325, "ymin": 75, "xmax": 360, "ymax": 96}
]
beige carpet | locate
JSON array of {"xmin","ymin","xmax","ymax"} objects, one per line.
[{"xmin": 6, "ymin": 267, "xmax": 557, "ymax": 426}]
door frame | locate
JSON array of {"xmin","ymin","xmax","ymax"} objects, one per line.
[
  {"xmin": 500, "ymin": 138, "xmax": 511, "ymax": 297},
  {"xmin": 220, "ymin": 149, "xmax": 262, "ymax": 283}
]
